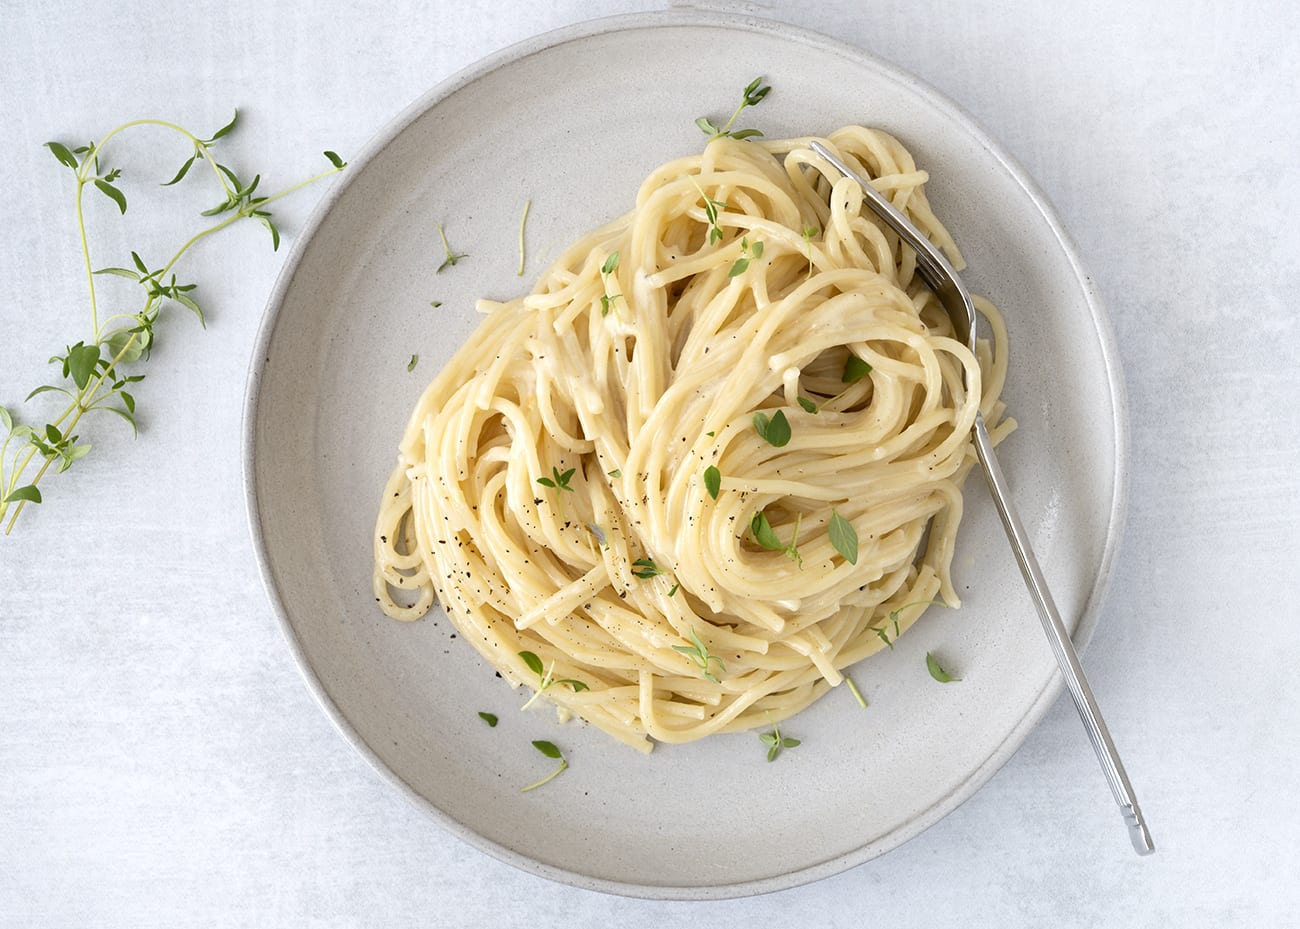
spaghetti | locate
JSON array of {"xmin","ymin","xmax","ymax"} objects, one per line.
[{"xmin": 373, "ymin": 126, "xmax": 1014, "ymax": 751}]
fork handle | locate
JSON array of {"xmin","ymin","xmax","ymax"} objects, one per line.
[{"xmin": 973, "ymin": 415, "xmax": 1154, "ymax": 855}]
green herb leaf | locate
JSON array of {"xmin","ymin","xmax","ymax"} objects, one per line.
[
  {"xmin": 668, "ymin": 583, "xmax": 680, "ymax": 597},
  {"xmin": 797, "ymin": 396, "xmax": 817, "ymax": 414},
  {"xmin": 759, "ymin": 721, "xmax": 799, "ymax": 762},
  {"xmin": 728, "ymin": 257, "xmax": 749, "ymax": 277},
  {"xmin": 94, "ymin": 179, "xmax": 127, "ymax": 214},
  {"xmin": 750, "ymin": 240, "xmax": 764, "ymax": 259},
  {"xmin": 106, "ymin": 329, "xmax": 144, "ymax": 364},
  {"xmin": 842, "ymin": 354, "xmax": 872, "ymax": 384},
  {"xmin": 828, "ymin": 509, "xmax": 858, "ymax": 565},
  {"xmin": 25, "ymin": 385, "xmax": 72, "ymax": 402},
  {"xmin": 407, "ymin": 353, "xmax": 419, "ymax": 372},
  {"xmin": 750, "ymin": 510, "xmax": 784, "ymax": 551},
  {"xmin": 207, "ymin": 110, "xmax": 239, "ymax": 142},
  {"xmin": 172, "ymin": 292, "xmax": 205, "ymax": 326},
  {"xmin": 93, "ymin": 266, "xmax": 141, "ymax": 280},
  {"xmin": 67, "ymin": 342, "xmax": 101, "ymax": 390},
  {"xmin": 430, "ymin": 300, "xmax": 442, "ymax": 308},
  {"xmin": 695, "ymin": 117, "xmax": 719, "ymax": 136},
  {"xmin": 323, "ymin": 150, "xmax": 347, "ymax": 169},
  {"xmin": 45, "ymin": 141, "xmax": 79, "ymax": 169},
  {"xmin": 478, "ymin": 711, "xmax": 498, "ymax": 727},
  {"xmin": 519, "ymin": 651, "xmax": 545, "ymax": 678},
  {"xmin": 538, "ymin": 466, "xmax": 576, "ymax": 493},
  {"xmin": 752, "ymin": 409, "xmax": 790, "ymax": 447},
  {"xmin": 257, "ymin": 214, "xmax": 281, "ymax": 251},
  {"xmin": 557, "ymin": 679, "xmax": 589, "ymax": 692},
  {"xmin": 926, "ymin": 652, "xmax": 961, "ymax": 683},
  {"xmin": 607, "ymin": 468, "xmax": 622, "ymax": 478},
  {"xmin": 0, "ymin": 406, "xmax": 12, "ymax": 433},
  {"xmin": 601, "ymin": 251, "xmax": 620, "ymax": 275},
  {"xmin": 703, "ymin": 465, "xmax": 721, "ymax": 500},
  {"xmin": 2, "ymin": 485, "xmax": 42, "ymax": 505},
  {"xmin": 161, "ymin": 153, "xmax": 197, "ymax": 187},
  {"xmin": 532, "ymin": 740, "xmax": 562, "ymax": 760},
  {"xmin": 631, "ymin": 557, "xmax": 664, "ymax": 579}
]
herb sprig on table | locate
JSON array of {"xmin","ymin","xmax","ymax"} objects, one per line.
[{"xmin": 0, "ymin": 111, "xmax": 345, "ymax": 534}]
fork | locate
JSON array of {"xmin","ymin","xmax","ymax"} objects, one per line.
[{"xmin": 809, "ymin": 139, "xmax": 1153, "ymax": 856}]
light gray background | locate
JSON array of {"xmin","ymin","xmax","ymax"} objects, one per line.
[{"xmin": 1, "ymin": 0, "xmax": 1295, "ymax": 926}]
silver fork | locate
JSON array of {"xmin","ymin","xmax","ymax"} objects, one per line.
[{"xmin": 809, "ymin": 140, "xmax": 1153, "ymax": 856}]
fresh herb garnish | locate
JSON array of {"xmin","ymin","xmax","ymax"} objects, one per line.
[
  {"xmin": 872, "ymin": 599, "xmax": 945, "ymax": 650},
  {"xmin": 435, "ymin": 221, "xmax": 467, "ymax": 272},
  {"xmin": 796, "ymin": 351, "xmax": 874, "ymax": 415},
  {"xmin": 842, "ymin": 354, "xmax": 872, "ymax": 384},
  {"xmin": 429, "ymin": 300, "xmax": 442, "ymax": 308},
  {"xmin": 520, "ymin": 740, "xmax": 568, "ymax": 792},
  {"xmin": 696, "ymin": 76, "xmax": 772, "ymax": 141},
  {"xmin": 478, "ymin": 711, "xmax": 499, "ymax": 727},
  {"xmin": 750, "ymin": 509, "xmax": 802, "ymax": 567},
  {"xmin": 407, "ymin": 353, "xmax": 419, "ymax": 372},
  {"xmin": 516, "ymin": 198, "xmax": 531, "ymax": 276},
  {"xmin": 801, "ymin": 223, "xmax": 818, "ymax": 277},
  {"xmin": 758, "ymin": 721, "xmax": 801, "ymax": 762},
  {"xmin": 631, "ymin": 557, "xmax": 665, "ymax": 579},
  {"xmin": 0, "ymin": 113, "xmax": 344, "ymax": 533},
  {"xmin": 728, "ymin": 236, "xmax": 764, "ymax": 278},
  {"xmin": 926, "ymin": 652, "xmax": 961, "ymax": 683},
  {"xmin": 672, "ymin": 626, "xmax": 726, "ymax": 683},
  {"xmin": 599, "ymin": 250, "xmax": 622, "ymax": 316},
  {"xmin": 535, "ymin": 466, "xmax": 576, "ymax": 493},
  {"xmin": 667, "ymin": 583, "xmax": 680, "ymax": 597},
  {"xmin": 691, "ymin": 178, "xmax": 728, "ymax": 245},
  {"xmin": 752, "ymin": 408, "xmax": 790, "ymax": 447},
  {"xmin": 827, "ymin": 509, "xmax": 858, "ymax": 564},
  {"xmin": 518, "ymin": 650, "xmax": 589, "ymax": 711},
  {"xmin": 606, "ymin": 468, "xmax": 621, "ymax": 479},
  {"xmin": 703, "ymin": 464, "xmax": 722, "ymax": 500}
]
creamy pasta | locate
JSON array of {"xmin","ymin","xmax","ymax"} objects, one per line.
[{"xmin": 373, "ymin": 126, "xmax": 1013, "ymax": 752}]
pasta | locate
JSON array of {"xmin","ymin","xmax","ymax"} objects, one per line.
[{"xmin": 373, "ymin": 126, "xmax": 1014, "ymax": 752}]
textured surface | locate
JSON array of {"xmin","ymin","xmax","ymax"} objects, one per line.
[{"xmin": 2, "ymin": 0, "xmax": 1297, "ymax": 924}]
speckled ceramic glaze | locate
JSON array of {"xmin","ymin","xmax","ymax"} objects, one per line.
[{"xmin": 243, "ymin": 11, "xmax": 1126, "ymax": 899}]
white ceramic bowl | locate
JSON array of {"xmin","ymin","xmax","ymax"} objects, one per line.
[{"xmin": 244, "ymin": 11, "xmax": 1126, "ymax": 899}]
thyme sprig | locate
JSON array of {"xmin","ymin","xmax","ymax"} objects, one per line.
[
  {"xmin": 750, "ymin": 509, "xmax": 803, "ymax": 567},
  {"xmin": 759, "ymin": 721, "xmax": 801, "ymax": 762},
  {"xmin": 518, "ymin": 650, "xmax": 588, "ymax": 711},
  {"xmin": 872, "ymin": 599, "xmax": 945, "ymax": 650},
  {"xmin": 672, "ymin": 626, "xmax": 725, "ymax": 683},
  {"xmin": 436, "ymin": 221, "xmax": 468, "ymax": 272},
  {"xmin": 521, "ymin": 740, "xmax": 568, "ymax": 792},
  {"xmin": 690, "ymin": 178, "xmax": 728, "ymax": 245},
  {"xmin": 696, "ymin": 76, "xmax": 772, "ymax": 141},
  {"xmin": 728, "ymin": 236, "xmax": 764, "ymax": 278},
  {"xmin": 1, "ymin": 112, "xmax": 345, "ymax": 533},
  {"xmin": 599, "ymin": 251, "xmax": 622, "ymax": 316}
]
